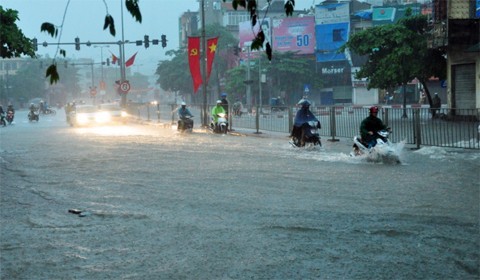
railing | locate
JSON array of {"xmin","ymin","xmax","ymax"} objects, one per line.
[{"xmin": 129, "ymin": 103, "xmax": 480, "ymax": 150}]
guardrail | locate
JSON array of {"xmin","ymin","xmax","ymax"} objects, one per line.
[{"xmin": 129, "ymin": 103, "xmax": 480, "ymax": 150}]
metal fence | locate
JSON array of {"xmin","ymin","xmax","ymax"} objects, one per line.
[{"xmin": 129, "ymin": 103, "xmax": 480, "ymax": 150}]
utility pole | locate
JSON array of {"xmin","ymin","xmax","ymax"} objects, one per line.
[
  {"xmin": 201, "ymin": 0, "xmax": 208, "ymax": 127},
  {"xmin": 120, "ymin": 0, "xmax": 127, "ymax": 108}
]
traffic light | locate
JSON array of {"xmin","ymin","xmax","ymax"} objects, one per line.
[
  {"xmin": 161, "ymin": 35, "xmax": 167, "ymax": 48},
  {"xmin": 75, "ymin": 37, "xmax": 80, "ymax": 50},
  {"xmin": 32, "ymin": 38, "xmax": 38, "ymax": 51},
  {"xmin": 144, "ymin": 35, "xmax": 150, "ymax": 48}
]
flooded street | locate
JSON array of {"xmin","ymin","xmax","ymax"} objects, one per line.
[{"xmin": 1, "ymin": 111, "xmax": 479, "ymax": 279}]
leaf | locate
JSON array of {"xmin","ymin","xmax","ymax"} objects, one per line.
[
  {"xmin": 40, "ymin": 22, "xmax": 56, "ymax": 37},
  {"xmin": 265, "ymin": 42, "xmax": 272, "ymax": 61},
  {"xmin": 60, "ymin": 49, "xmax": 66, "ymax": 57},
  {"xmin": 126, "ymin": 0, "xmax": 142, "ymax": 23},
  {"xmin": 285, "ymin": 0, "xmax": 295, "ymax": 16},
  {"xmin": 46, "ymin": 64, "xmax": 59, "ymax": 84},
  {"xmin": 103, "ymin": 15, "xmax": 116, "ymax": 36},
  {"xmin": 251, "ymin": 14, "xmax": 257, "ymax": 27}
]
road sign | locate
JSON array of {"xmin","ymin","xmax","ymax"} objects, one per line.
[
  {"xmin": 119, "ymin": 81, "xmax": 131, "ymax": 93},
  {"xmin": 90, "ymin": 88, "xmax": 97, "ymax": 97},
  {"xmin": 304, "ymin": 84, "xmax": 310, "ymax": 93}
]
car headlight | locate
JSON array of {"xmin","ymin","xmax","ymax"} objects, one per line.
[
  {"xmin": 121, "ymin": 111, "xmax": 128, "ymax": 117},
  {"xmin": 95, "ymin": 111, "xmax": 111, "ymax": 123}
]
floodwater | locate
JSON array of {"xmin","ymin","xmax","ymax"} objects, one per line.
[{"xmin": 1, "ymin": 110, "xmax": 479, "ymax": 279}]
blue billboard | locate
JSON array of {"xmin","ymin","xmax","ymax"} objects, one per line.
[{"xmin": 315, "ymin": 22, "xmax": 349, "ymax": 62}]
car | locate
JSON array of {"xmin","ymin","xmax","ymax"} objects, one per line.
[
  {"xmin": 98, "ymin": 103, "xmax": 129, "ymax": 124},
  {"xmin": 69, "ymin": 105, "xmax": 100, "ymax": 126}
]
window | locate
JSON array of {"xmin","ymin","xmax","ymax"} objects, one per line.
[{"xmin": 333, "ymin": 29, "xmax": 343, "ymax": 42}]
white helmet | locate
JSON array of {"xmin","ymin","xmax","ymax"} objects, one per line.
[
  {"xmin": 181, "ymin": 101, "xmax": 186, "ymax": 106},
  {"xmin": 216, "ymin": 100, "xmax": 222, "ymax": 104}
]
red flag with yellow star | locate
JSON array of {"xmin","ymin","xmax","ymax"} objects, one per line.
[
  {"xmin": 206, "ymin": 37, "xmax": 219, "ymax": 83},
  {"xmin": 188, "ymin": 37, "xmax": 202, "ymax": 93}
]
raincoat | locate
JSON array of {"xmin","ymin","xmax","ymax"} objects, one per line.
[{"xmin": 211, "ymin": 105, "xmax": 226, "ymax": 123}]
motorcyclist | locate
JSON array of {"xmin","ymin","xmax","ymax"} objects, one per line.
[
  {"xmin": 39, "ymin": 101, "xmax": 45, "ymax": 114},
  {"xmin": 220, "ymin": 93, "xmax": 229, "ymax": 116},
  {"xmin": 6, "ymin": 104, "xmax": 15, "ymax": 123},
  {"xmin": 360, "ymin": 106, "xmax": 388, "ymax": 148},
  {"xmin": 177, "ymin": 102, "xmax": 194, "ymax": 130},
  {"xmin": 211, "ymin": 100, "xmax": 226, "ymax": 131},
  {"xmin": 291, "ymin": 99, "xmax": 321, "ymax": 146},
  {"xmin": 0, "ymin": 105, "xmax": 6, "ymax": 127}
]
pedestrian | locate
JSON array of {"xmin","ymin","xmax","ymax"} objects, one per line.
[
  {"xmin": 220, "ymin": 93, "xmax": 229, "ymax": 116},
  {"xmin": 431, "ymin": 93, "xmax": 441, "ymax": 118},
  {"xmin": 419, "ymin": 91, "xmax": 426, "ymax": 104}
]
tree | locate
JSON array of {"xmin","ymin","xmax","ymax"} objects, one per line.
[
  {"xmin": 0, "ymin": 6, "xmax": 36, "ymax": 58},
  {"xmin": 225, "ymin": 52, "xmax": 322, "ymax": 105},
  {"xmin": 342, "ymin": 13, "xmax": 446, "ymax": 109}
]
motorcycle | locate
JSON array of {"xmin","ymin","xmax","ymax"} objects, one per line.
[
  {"xmin": 210, "ymin": 113, "xmax": 228, "ymax": 134},
  {"xmin": 28, "ymin": 110, "xmax": 40, "ymax": 122},
  {"xmin": 6, "ymin": 110, "xmax": 14, "ymax": 125},
  {"xmin": 42, "ymin": 107, "xmax": 56, "ymax": 115},
  {"xmin": 177, "ymin": 115, "xmax": 194, "ymax": 133},
  {"xmin": 351, "ymin": 129, "xmax": 401, "ymax": 164},
  {"xmin": 290, "ymin": 120, "xmax": 322, "ymax": 148},
  {"xmin": 0, "ymin": 112, "xmax": 6, "ymax": 127}
]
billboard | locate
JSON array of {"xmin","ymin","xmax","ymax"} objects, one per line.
[
  {"xmin": 238, "ymin": 18, "xmax": 271, "ymax": 59},
  {"xmin": 315, "ymin": 22, "xmax": 350, "ymax": 62},
  {"xmin": 272, "ymin": 16, "xmax": 315, "ymax": 54},
  {"xmin": 315, "ymin": 3, "xmax": 350, "ymax": 24}
]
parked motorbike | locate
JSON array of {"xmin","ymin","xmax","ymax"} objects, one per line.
[
  {"xmin": 178, "ymin": 116, "xmax": 194, "ymax": 133},
  {"xmin": 28, "ymin": 110, "xmax": 40, "ymax": 122},
  {"xmin": 42, "ymin": 107, "xmax": 56, "ymax": 115},
  {"xmin": 6, "ymin": 110, "xmax": 14, "ymax": 124},
  {"xmin": 290, "ymin": 120, "xmax": 322, "ymax": 148},
  {"xmin": 351, "ymin": 129, "xmax": 401, "ymax": 164},
  {"xmin": 210, "ymin": 113, "xmax": 228, "ymax": 134}
]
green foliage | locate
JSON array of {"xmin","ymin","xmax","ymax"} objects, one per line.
[
  {"xmin": 156, "ymin": 49, "xmax": 192, "ymax": 93},
  {"xmin": 0, "ymin": 6, "xmax": 36, "ymax": 58},
  {"xmin": 224, "ymin": 52, "xmax": 322, "ymax": 104},
  {"xmin": 343, "ymin": 14, "xmax": 446, "ymax": 93}
]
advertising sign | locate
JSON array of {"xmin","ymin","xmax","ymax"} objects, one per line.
[
  {"xmin": 272, "ymin": 16, "xmax": 315, "ymax": 54},
  {"xmin": 315, "ymin": 22, "xmax": 350, "ymax": 62},
  {"xmin": 238, "ymin": 18, "xmax": 271, "ymax": 59},
  {"xmin": 315, "ymin": 3, "xmax": 350, "ymax": 24}
]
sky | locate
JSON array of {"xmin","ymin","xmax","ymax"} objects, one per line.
[{"xmin": 3, "ymin": 0, "xmax": 315, "ymax": 76}]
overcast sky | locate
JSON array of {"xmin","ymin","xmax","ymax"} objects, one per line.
[{"xmin": 3, "ymin": 0, "xmax": 315, "ymax": 75}]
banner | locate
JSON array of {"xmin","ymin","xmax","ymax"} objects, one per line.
[
  {"xmin": 110, "ymin": 51, "xmax": 118, "ymax": 65},
  {"xmin": 125, "ymin": 52, "xmax": 137, "ymax": 68},
  {"xmin": 188, "ymin": 37, "xmax": 202, "ymax": 93},
  {"xmin": 206, "ymin": 37, "xmax": 218, "ymax": 83}
]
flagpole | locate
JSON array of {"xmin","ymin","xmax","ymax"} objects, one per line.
[{"xmin": 201, "ymin": 0, "xmax": 208, "ymax": 128}]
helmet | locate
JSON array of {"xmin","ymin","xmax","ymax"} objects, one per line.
[
  {"xmin": 181, "ymin": 101, "xmax": 186, "ymax": 106},
  {"xmin": 221, "ymin": 93, "xmax": 227, "ymax": 98},
  {"xmin": 369, "ymin": 106, "xmax": 379, "ymax": 113},
  {"xmin": 216, "ymin": 100, "xmax": 222, "ymax": 104}
]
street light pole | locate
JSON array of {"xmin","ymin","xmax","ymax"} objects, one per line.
[
  {"xmin": 201, "ymin": 0, "xmax": 208, "ymax": 128},
  {"xmin": 120, "ymin": 0, "xmax": 127, "ymax": 108}
]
